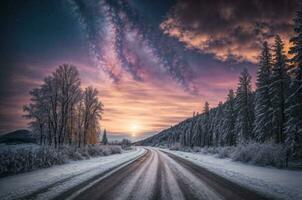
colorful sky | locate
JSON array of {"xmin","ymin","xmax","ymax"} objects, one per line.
[{"xmin": 0, "ymin": 0, "xmax": 298, "ymax": 141}]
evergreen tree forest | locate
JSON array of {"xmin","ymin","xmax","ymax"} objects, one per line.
[{"xmin": 139, "ymin": 6, "xmax": 302, "ymax": 162}]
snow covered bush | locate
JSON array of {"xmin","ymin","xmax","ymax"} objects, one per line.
[
  {"xmin": 111, "ymin": 146, "xmax": 123, "ymax": 154},
  {"xmin": 231, "ymin": 142, "xmax": 287, "ymax": 167},
  {"xmin": 216, "ymin": 146, "xmax": 235, "ymax": 158},
  {"xmin": 169, "ymin": 143, "xmax": 181, "ymax": 151},
  {"xmin": 0, "ymin": 144, "xmax": 122, "ymax": 177},
  {"xmin": 0, "ymin": 145, "xmax": 67, "ymax": 176},
  {"xmin": 192, "ymin": 146, "xmax": 202, "ymax": 152},
  {"xmin": 168, "ymin": 142, "xmax": 286, "ymax": 167}
]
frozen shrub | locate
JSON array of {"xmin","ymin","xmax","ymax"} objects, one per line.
[
  {"xmin": 176, "ymin": 142, "xmax": 286, "ymax": 168},
  {"xmin": 216, "ymin": 146, "xmax": 235, "ymax": 158},
  {"xmin": 121, "ymin": 139, "xmax": 132, "ymax": 150},
  {"xmin": 249, "ymin": 143, "xmax": 286, "ymax": 167},
  {"xmin": 111, "ymin": 146, "xmax": 122, "ymax": 154},
  {"xmin": 102, "ymin": 147, "xmax": 112, "ymax": 156},
  {"xmin": 206, "ymin": 147, "xmax": 219, "ymax": 154},
  {"xmin": 231, "ymin": 144, "xmax": 252, "ymax": 162},
  {"xmin": 230, "ymin": 142, "xmax": 287, "ymax": 168},
  {"xmin": 169, "ymin": 143, "xmax": 181, "ymax": 151},
  {"xmin": 61, "ymin": 146, "xmax": 84, "ymax": 160},
  {"xmin": 87, "ymin": 145, "xmax": 102, "ymax": 157},
  {"xmin": 0, "ymin": 144, "xmax": 124, "ymax": 177},
  {"xmin": 192, "ymin": 146, "xmax": 202, "ymax": 152}
]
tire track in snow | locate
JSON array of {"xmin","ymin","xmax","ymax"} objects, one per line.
[
  {"xmin": 159, "ymin": 150, "xmax": 223, "ymax": 200},
  {"xmin": 70, "ymin": 148, "xmax": 269, "ymax": 200},
  {"xmin": 162, "ymin": 150, "xmax": 270, "ymax": 200}
]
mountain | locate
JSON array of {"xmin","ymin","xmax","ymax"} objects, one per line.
[{"xmin": 0, "ymin": 129, "xmax": 36, "ymax": 144}]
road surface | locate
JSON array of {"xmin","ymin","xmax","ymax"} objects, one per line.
[{"xmin": 60, "ymin": 148, "xmax": 269, "ymax": 200}]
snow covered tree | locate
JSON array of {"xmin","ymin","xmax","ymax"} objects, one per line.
[
  {"xmin": 235, "ymin": 68, "xmax": 254, "ymax": 143},
  {"xmin": 192, "ymin": 117, "xmax": 203, "ymax": 147},
  {"xmin": 202, "ymin": 101, "xmax": 210, "ymax": 146},
  {"xmin": 24, "ymin": 65, "xmax": 103, "ymax": 148},
  {"xmin": 285, "ymin": 2, "xmax": 302, "ymax": 158},
  {"xmin": 223, "ymin": 89, "xmax": 236, "ymax": 145},
  {"xmin": 102, "ymin": 129, "xmax": 108, "ymax": 145},
  {"xmin": 212, "ymin": 102, "xmax": 224, "ymax": 146},
  {"xmin": 270, "ymin": 35, "xmax": 289, "ymax": 144},
  {"xmin": 54, "ymin": 65, "xmax": 82, "ymax": 146},
  {"xmin": 23, "ymin": 88, "xmax": 48, "ymax": 145},
  {"xmin": 83, "ymin": 87, "xmax": 103, "ymax": 146},
  {"xmin": 254, "ymin": 42, "xmax": 273, "ymax": 142},
  {"xmin": 203, "ymin": 101, "xmax": 210, "ymax": 114}
]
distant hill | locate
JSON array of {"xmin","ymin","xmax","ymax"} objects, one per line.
[{"xmin": 0, "ymin": 129, "xmax": 36, "ymax": 144}]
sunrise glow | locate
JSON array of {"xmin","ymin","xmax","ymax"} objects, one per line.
[{"xmin": 0, "ymin": 0, "xmax": 298, "ymax": 142}]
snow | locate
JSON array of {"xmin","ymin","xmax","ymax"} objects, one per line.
[
  {"xmin": 103, "ymin": 147, "xmax": 223, "ymax": 200},
  {"xmin": 160, "ymin": 148, "xmax": 302, "ymax": 200},
  {"xmin": 0, "ymin": 147, "xmax": 145, "ymax": 200},
  {"xmin": 158, "ymin": 150, "xmax": 223, "ymax": 200}
]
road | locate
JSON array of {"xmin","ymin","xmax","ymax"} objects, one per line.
[{"xmin": 61, "ymin": 148, "xmax": 269, "ymax": 200}]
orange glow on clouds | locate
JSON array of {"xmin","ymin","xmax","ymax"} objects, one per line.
[
  {"xmin": 77, "ymin": 61, "xmax": 238, "ymax": 140},
  {"xmin": 2, "ymin": 61, "xmax": 240, "ymax": 139}
]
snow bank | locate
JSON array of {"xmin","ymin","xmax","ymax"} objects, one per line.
[
  {"xmin": 169, "ymin": 142, "xmax": 287, "ymax": 168},
  {"xmin": 161, "ymin": 148, "xmax": 302, "ymax": 200},
  {"xmin": 0, "ymin": 147, "xmax": 145, "ymax": 200},
  {"xmin": 0, "ymin": 144, "xmax": 122, "ymax": 177}
]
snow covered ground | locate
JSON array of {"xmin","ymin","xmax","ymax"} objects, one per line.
[
  {"xmin": 0, "ymin": 147, "xmax": 145, "ymax": 200},
  {"xmin": 160, "ymin": 148, "xmax": 302, "ymax": 200}
]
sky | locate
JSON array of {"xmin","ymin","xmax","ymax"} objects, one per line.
[{"xmin": 0, "ymin": 0, "xmax": 298, "ymax": 141}]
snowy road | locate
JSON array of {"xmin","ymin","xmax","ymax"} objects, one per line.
[{"xmin": 65, "ymin": 148, "xmax": 269, "ymax": 200}]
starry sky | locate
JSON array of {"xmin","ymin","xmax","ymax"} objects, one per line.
[{"xmin": 0, "ymin": 0, "xmax": 298, "ymax": 140}]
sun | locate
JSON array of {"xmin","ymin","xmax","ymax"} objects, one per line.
[{"xmin": 130, "ymin": 122, "xmax": 139, "ymax": 137}]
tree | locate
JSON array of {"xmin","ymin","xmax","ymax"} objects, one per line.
[
  {"xmin": 24, "ymin": 65, "xmax": 103, "ymax": 148},
  {"xmin": 102, "ymin": 129, "xmax": 108, "ymax": 145},
  {"xmin": 202, "ymin": 101, "xmax": 210, "ymax": 146},
  {"xmin": 83, "ymin": 87, "xmax": 103, "ymax": 146},
  {"xmin": 235, "ymin": 68, "xmax": 254, "ymax": 143},
  {"xmin": 203, "ymin": 101, "xmax": 210, "ymax": 114},
  {"xmin": 212, "ymin": 102, "xmax": 224, "ymax": 146},
  {"xmin": 23, "ymin": 88, "xmax": 47, "ymax": 145},
  {"xmin": 254, "ymin": 42, "xmax": 273, "ymax": 142},
  {"xmin": 270, "ymin": 35, "xmax": 289, "ymax": 144},
  {"xmin": 223, "ymin": 89, "xmax": 236, "ymax": 145},
  {"xmin": 121, "ymin": 138, "xmax": 131, "ymax": 149},
  {"xmin": 54, "ymin": 64, "xmax": 81, "ymax": 146},
  {"xmin": 285, "ymin": 2, "xmax": 302, "ymax": 158}
]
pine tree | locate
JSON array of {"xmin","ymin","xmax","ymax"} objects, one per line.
[
  {"xmin": 202, "ymin": 101, "xmax": 210, "ymax": 146},
  {"xmin": 285, "ymin": 2, "xmax": 302, "ymax": 158},
  {"xmin": 270, "ymin": 35, "xmax": 289, "ymax": 144},
  {"xmin": 254, "ymin": 42, "xmax": 273, "ymax": 142},
  {"xmin": 235, "ymin": 68, "xmax": 254, "ymax": 143},
  {"xmin": 223, "ymin": 89, "xmax": 236, "ymax": 145},
  {"xmin": 102, "ymin": 129, "xmax": 108, "ymax": 145},
  {"xmin": 212, "ymin": 102, "xmax": 223, "ymax": 146},
  {"xmin": 203, "ymin": 101, "xmax": 210, "ymax": 114}
]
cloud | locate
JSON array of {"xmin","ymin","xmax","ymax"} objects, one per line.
[{"xmin": 160, "ymin": 0, "xmax": 297, "ymax": 63}]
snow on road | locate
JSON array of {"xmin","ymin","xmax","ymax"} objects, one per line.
[
  {"xmin": 0, "ymin": 147, "xmax": 145, "ymax": 200},
  {"xmin": 160, "ymin": 148, "xmax": 302, "ymax": 200},
  {"xmin": 75, "ymin": 148, "xmax": 255, "ymax": 200},
  {"xmin": 159, "ymin": 151, "xmax": 223, "ymax": 200}
]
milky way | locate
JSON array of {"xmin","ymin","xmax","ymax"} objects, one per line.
[{"xmin": 69, "ymin": 0, "xmax": 194, "ymax": 90}]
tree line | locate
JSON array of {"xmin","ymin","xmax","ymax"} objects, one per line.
[
  {"xmin": 24, "ymin": 64, "xmax": 103, "ymax": 148},
  {"xmin": 139, "ymin": 4, "xmax": 302, "ymax": 160}
]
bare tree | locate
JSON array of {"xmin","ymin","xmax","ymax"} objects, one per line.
[
  {"xmin": 24, "ymin": 65, "xmax": 103, "ymax": 148},
  {"xmin": 83, "ymin": 86, "xmax": 103, "ymax": 146}
]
